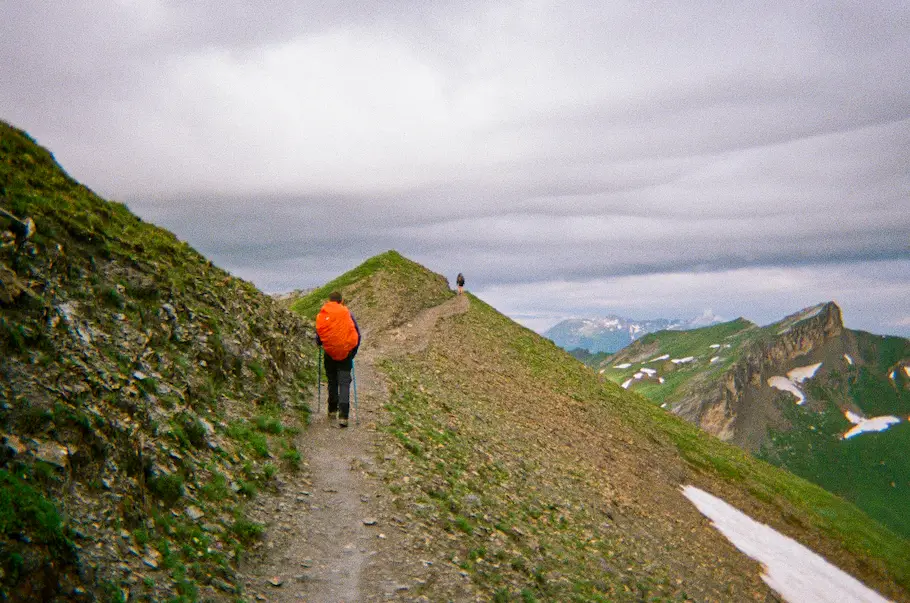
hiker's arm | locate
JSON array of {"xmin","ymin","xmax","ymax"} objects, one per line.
[{"xmin": 351, "ymin": 315, "xmax": 361, "ymax": 357}]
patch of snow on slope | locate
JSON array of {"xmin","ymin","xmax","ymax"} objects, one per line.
[
  {"xmin": 614, "ymin": 363, "xmax": 632, "ymax": 369},
  {"xmin": 658, "ymin": 377, "xmax": 665, "ymax": 384},
  {"xmin": 633, "ymin": 372, "xmax": 644, "ymax": 379},
  {"xmin": 621, "ymin": 379, "xmax": 634, "ymax": 389},
  {"xmin": 842, "ymin": 411, "xmax": 901, "ymax": 439},
  {"xmin": 843, "ymin": 354, "xmax": 853, "ymax": 365},
  {"xmin": 768, "ymin": 376, "xmax": 805, "ymax": 404},
  {"xmin": 709, "ymin": 344, "xmax": 721, "ymax": 349},
  {"xmin": 650, "ymin": 354, "xmax": 670, "ymax": 362},
  {"xmin": 787, "ymin": 363, "xmax": 822, "ymax": 383},
  {"xmin": 681, "ymin": 486, "xmax": 890, "ymax": 603},
  {"xmin": 844, "ymin": 410, "xmax": 863, "ymax": 424},
  {"xmin": 640, "ymin": 368, "xmax": 656, "ymax": 376},
  {"xmin": 710, "ymin": 356, "xmax": 721, "ymax": 364},
  {"xmin": 671, "ymin": 356, "xmax": 695, "ymax": 364}
]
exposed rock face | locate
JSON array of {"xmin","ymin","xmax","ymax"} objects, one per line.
[{"xmin": 673, "ymin": 302, "xmax": 844, "ymax": 449}]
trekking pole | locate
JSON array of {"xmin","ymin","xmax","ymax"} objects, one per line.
[
  {"xmin": 317, "ymin": 347, "xmax": 322, "ymax": 415},
  {"xmin": 352, "ymin": 360, "xmax": 359, "ymax": 425}
]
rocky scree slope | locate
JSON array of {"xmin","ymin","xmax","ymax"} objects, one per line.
[
  {"xmin": 599, "ymin": 302, "xmax": 910, "ymax": 539},
  {"xmin": 0, "ymin": 122, "xmax": 318, "ymax": 601},
  {"xmin": 318, "ymin": 257, "xmax": 910, "ymax": 601}
]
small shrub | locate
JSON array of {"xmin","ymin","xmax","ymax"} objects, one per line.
[
  {"xmin": 263, "ymin": 463, "xmax": 277, "ymax": 480},
  {"xmin": 254, "ymin": 415, "xmax": 283, "ymax": 434},
  {"xmin": 147, "ymin": 473, "xmax": 184, "ymax": 505},
  {"xmin": 248, "ymin": 361, "xmax": 266, "ymax": 381},
  {"xmin": 201, "ymin": 473, "xmax": 229, "ymax": 501},
  {"xmin": 238, "ymin": 481, "xmax": 257, "ymax": 498},
  {"xmin": 454, "ymin": 516, "xmax": 473, "ymax": 535},
  {"xmin": 281, "ymin": 447, "xmax": 301, "ymax": 468},
  {"xmin": 230, "ymin": 517, "xmax": 263, "ymax": 543},
  {"xmin": 103, "ymin": 286, "xmax": 125, "ymax": 309}
]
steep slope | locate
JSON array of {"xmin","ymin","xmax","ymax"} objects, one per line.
[
  {"xmin": 0, "ymin": 122, "xmax": 317, "ymax": 600},
  {"xmin": 303, "ymin": 259, "xmax": 910, "ymax": 601},
  {"xmin": 598, "ymin": 303, "xmax": 910, "ymax": 539}
]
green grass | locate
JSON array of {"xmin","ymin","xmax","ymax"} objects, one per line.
[
  {"xmin": 289, "ymin": 250, "xmax": 453, "ymax": 321},
  {"xmin": 0, "ymin": 469, "xmax": 71, "ymax": 551},
  {"xmin": 758, "ymin": 391, "xmax": 910, "ymax": 539},
  {"xmin": 376, "ymin": 294, "xmax": 910, "ymax": 598}
]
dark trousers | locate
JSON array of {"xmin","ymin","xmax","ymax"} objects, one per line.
[{"xmin": 324, "ymin": 354, "xmax": 353, "ymax": 419}]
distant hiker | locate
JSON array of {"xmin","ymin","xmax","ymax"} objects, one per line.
[
  {"xmin": 315, "ymin": 291, "xmax": 361, "ymax": 427},
  {"xmin": 456, "ymin": 273, "xmax": 465, "ymax": 295}
]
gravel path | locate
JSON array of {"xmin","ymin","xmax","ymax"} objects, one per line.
[{"xmin": 239, "ymin": 295, "xmax": 471, "ymax": 602}]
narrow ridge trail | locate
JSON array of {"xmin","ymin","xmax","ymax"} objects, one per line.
[{"xmin": 239, "ymin": 294, "xmax": 470, "ymax": 602}]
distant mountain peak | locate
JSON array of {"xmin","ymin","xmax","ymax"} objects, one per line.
[{"xmin": 544, "ymin": 311, "xmax": 723, "ymax": 354}]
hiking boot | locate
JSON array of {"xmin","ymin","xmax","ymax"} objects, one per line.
[
  {"xmin": 328, "ymin": 411, "xmax": 337, "ymax": 421},
  {"xmin": 338, "ymin": 417, "xmax": 348, "ymax": 428}
]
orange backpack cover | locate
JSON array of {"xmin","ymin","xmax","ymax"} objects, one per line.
[{"xmin": 316, "ymin": 301, "xmax": 359, "ymax": 361}]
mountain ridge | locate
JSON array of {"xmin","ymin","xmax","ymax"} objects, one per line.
[
  {"xmin": 2, "ymin": 120, "xmax": 909, "ymax": 601},
  {"xmin": 598, "ymin": 300, "xmax": 910, "ymax": 540}
]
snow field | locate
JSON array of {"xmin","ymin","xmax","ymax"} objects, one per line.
[
  {"xmin": 842, "ymin": 411, "xmax": 901, "ymax": 440},
  {"xmin": 681, "ymin": 486, "xmax": 890, "ymax": 603}
]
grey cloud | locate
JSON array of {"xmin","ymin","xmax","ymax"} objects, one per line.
[{"xmin": 4, "ymin": 1, "xmax": 910, "ymax": 336}]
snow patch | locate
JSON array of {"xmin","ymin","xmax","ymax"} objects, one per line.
[
  {"xmin": 633, "ymin": 372, "xmax": 644, "ymax": 379},
  {"xmin": 843, "ymin": 354, "xmax": 853, "ymax": 366},
  {"xmin": 658, "ymin": 377, "xmax": 665, "ymax": 384},
  {"xmin": 671, "ymin": 356, "xmax": 695, "ymax": 364},
  {"xmin": 768, "ymin": 376, "xmax": 806, "ymax": 404},
  {"xmin": 621, "ymin": 379, "xmax": 633, "ymax": 389},
  {"xmin": 842, "ymin": 412, "xmax": 901, "ymax": 439},
  {"xmin": 710, "ymin": 356, "xmax": 721, "ymax": 364},
  {"xmin": 640, "ymin": 368, "xmax": 657, "ymax": 376},
  {"xmin": 614, "ymin": 363, "xmax": 632, "ymax": 369},
  {"xmin": 709, "ymin": 344, "xmax": 721, "ymax": 349},
  {"xmin": 650, "ymin": 354, "xmax": 670, "ymax": 362},
  {"xmin": 787, "ymin": 363, "xmax": 822, "ymax": 383},
  {"xmin": 681, "ymin": 486, "xmax": 890, "ymax": 603},
  {"xmin": 844, "ymin": 410, "xmax": 864, "ymax": 424}
]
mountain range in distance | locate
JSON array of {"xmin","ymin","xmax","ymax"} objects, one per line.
[{"xmin": 544, "ymin": 309, "xmax": 724, "ymax": 354}]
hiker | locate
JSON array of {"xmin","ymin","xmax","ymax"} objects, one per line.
[
  {"xmin": 315, "ymin": 291, "xmax": 360, "ymax": 427},
  {"xmin": 456, "ymin": 272, "xmax": 465, "ymax": 295}
]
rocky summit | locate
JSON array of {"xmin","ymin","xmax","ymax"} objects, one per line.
[
  {"xmin": 599, "ymin": 302, "xmax": 910, "ymax": 540},
  {"xmin": 2, "ymin": 121, "xmax": 910, "ymax": 602}
]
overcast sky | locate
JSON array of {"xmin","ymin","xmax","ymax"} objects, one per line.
[{"xmin": 2, "ymin": 1, "xmax": 908, "ymax": 335}]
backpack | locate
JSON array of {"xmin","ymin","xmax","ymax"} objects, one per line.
[{"xmin": 316, "ymin": 302, "xmax": 360, "ymax": 361}]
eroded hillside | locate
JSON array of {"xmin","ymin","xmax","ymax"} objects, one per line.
[
  {"xmin": 0, "ymin": 122, "xmax": 318, "ymax": 600},
  {"xmin": 308, "ymin": 257, "xmax": 910, "ymax": 601}
]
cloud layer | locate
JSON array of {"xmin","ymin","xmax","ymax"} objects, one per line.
[{"xmin": 2, "ymin": 1, "xmax": 908, "ymax": 334}]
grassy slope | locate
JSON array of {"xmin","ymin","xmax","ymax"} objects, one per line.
[
  {"xmin": 1, "ymin": 121, "xmax": 316, "ymax": 600},
  {"xmin": 757, "ymin": 330, "xmax": 910, "ymax": 539},
  {"xmin": 289, "ymin": 250, "xmax": 452, "ymax": 327},
  {"xmin": 602, "ymin": 301, "xmax": 910, "ymax": 540},
  {"xmin": 335, "ymin": 260, "xmax": 910, "ymax": 601},
  {"xmin": 598, "ymin": 318, "xmax": 755, "ymax": 403}
]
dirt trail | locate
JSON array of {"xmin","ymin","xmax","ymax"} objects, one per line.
[{"xmin": 239, "ymin": 294, "xmax": 470, "ymax": 602}]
